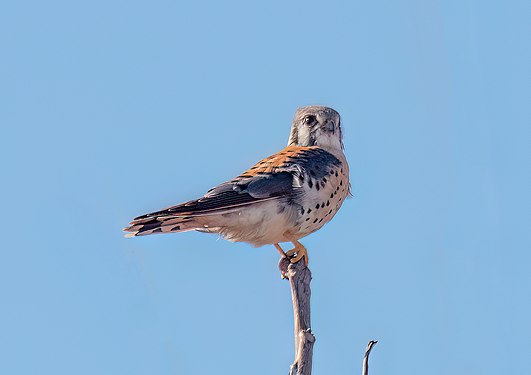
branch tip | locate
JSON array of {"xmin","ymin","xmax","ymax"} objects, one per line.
[{"xmin": 362, "ymin": 340, "xmax": 377, "ymax": 375}]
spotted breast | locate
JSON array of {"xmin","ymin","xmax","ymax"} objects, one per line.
[
  {"xmin": 234, "ymin": 145, "xmax": 350, "ymax": 242},
  {"xmin": 283, "ymin": 148, "xmax": 350, "ymax": 239}
]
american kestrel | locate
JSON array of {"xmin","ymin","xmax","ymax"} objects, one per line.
[{"xmin": 124, "ymin": 106, "xmax": 350, "ymax": 264}]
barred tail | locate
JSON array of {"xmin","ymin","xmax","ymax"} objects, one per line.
[{"xmin": 123, "ymin": 215, "xmax": 199, "ymax": 237}]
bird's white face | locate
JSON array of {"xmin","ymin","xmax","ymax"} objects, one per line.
[{"xmin": 288, "ymin": 106, "xmax": 344, "ymax": 156}]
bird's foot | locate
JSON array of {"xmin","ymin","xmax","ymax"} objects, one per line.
[
  {"xmin": 274, "ymin": 243, "xmax": 289, "ymax": 279},
  {"xmin": 285, "ymin": 241, "xmax": 309, "ymax": 266}
]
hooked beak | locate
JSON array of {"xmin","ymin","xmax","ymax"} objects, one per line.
[{"xmin": 324, "ymin": 120, "xmax": 335, "ymax": 133}]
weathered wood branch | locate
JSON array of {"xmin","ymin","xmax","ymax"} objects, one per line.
[
  {"xmin": 278, "ymin": 257, "xmax": 378, "ymax": 375},
  {"xmin": 279, "ymin": 257, "xmax": 315, "ymax": 375}
]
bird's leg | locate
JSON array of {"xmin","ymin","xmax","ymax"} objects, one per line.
[
  {"xmin": 285, "ymin": 240, "xmax": 309, "ymax": 265},
  {"xmin": 274, "ymin": 243, "xmax": 287, "ymax": 258}
]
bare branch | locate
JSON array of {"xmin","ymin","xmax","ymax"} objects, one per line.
[
  {"xmin": 362, "ymin": 340, "xmax": 378, "ymax": 375},
  {"xmin": 279, "ymin": 257, "xmax": 315, "ymax": 375},
  {"xmin": 278, "ymin": 258, "xmax": 378, "ymax": 375}
]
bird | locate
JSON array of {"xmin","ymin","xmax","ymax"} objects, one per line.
[{"xmin": 123, "ymin": 106, "xmax": 350, "ymax": 265}]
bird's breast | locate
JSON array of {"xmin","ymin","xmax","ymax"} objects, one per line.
[{"xmin": 292, "ymin": 161, "xmax": 349, "ymax": 237}]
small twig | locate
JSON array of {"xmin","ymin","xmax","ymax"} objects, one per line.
[
  {"xmin": 279, "ymin": 257, "xmax": 315, "ymax": 375},
  {"xmin": 362, "ymin": 340, "xmax": 378, "ymax": 375}
]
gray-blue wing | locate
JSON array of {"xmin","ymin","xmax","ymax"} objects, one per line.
[{"xmin": 132, "ymin": 172, "xmax": 295, "ymax": 220}]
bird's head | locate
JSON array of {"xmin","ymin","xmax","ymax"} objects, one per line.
[{"xmin": 288, "ymin": 106, "xmax": 344, "ymax": 155}]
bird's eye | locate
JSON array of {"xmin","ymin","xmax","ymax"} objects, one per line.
[{"xmin": 304, "ymin": 115, "xmax": 316, "ymax": 125}]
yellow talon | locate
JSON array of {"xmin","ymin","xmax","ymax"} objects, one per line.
[{"xmin": 285, "ymin": 241, "xmax": 309, "ymax": 265}]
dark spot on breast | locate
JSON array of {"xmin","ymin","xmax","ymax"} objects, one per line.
[
  {"xmin": 328, "ymin": 209, "xmax": 333, "ymax": 214},
  {"xmin": 308, "ymin": 179, "xmax": 313, "ymax": 188},
  {"xmin": 313, "ymin": 218, "xmax": 318, "ymax": 223},
  {"xmin": 319, "ymin": 218, "xmax": 324, "ymax": 223},
  {"xmin": 305, "ymin": 218, "xmax": 310, "ymax": 221},
  {"xmin": 321, "ymin": 202, "xmax": 325, "ymax": 208},
  {"xmin": 326, "ymin": 200, "xmax": 330, "ymax": 206},
  {"xmin": 321, "ymin": 181, "xmax": 326, "ymax": 188},
  {"xmin": 330, "ymin": 193, "xmax": 334, "ymax": 198},
  {"xmin": 307, "ymin": 208, "xmax": 312, "ymax": 213},
  {"xmin": 315, "ymin": 204, "xmax": 320, "ymax": 210},
  {"xmin": 300, "ymin": 207, "xmax": 305, "ymax": 215},
  {"xmin": 171, "ymin": 225, "xmax": 181, "ymax": 231},
  {"xmin": 340, "ymin": 180, "xmax": 343, "ymax": 186},
  {"xmin": 336, "ymin": 187, "xmax": 340, "ymax": 191},
  {"xmin": 323, "ymin": 177, "xmax": 327, "ymax": 183},
  {"xmin": 315, "ymin": 183, "xmax": 320, "ymax": 191},
  {"xmin": 335, "ymin": 171, "xmax": 339, "ymax": 177}
]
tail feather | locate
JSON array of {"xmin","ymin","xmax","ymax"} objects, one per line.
[
  {"xmin": 124, "ymin": 192, "xmax": 248, "ymax": 237},
  {"xmin": 123, "ymin": 216, "xmax": 199, "ymax": 237}
]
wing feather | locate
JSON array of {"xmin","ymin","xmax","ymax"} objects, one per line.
[
  {"xmin": 127, "ymin": 146, "xmax": 341, "ymax": 226},
  {"xmin": 132, "ymin": 171, "xmax": 294, "ymax": 221}
]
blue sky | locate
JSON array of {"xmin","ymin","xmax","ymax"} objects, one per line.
[{"xmin": 1, "ymin": 0, "xmax": 530, "ymax": 374}]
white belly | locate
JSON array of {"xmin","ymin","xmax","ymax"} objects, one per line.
[{"xmin": 199, "ymin": 200, "xmax": 299, "ymax": 247}]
